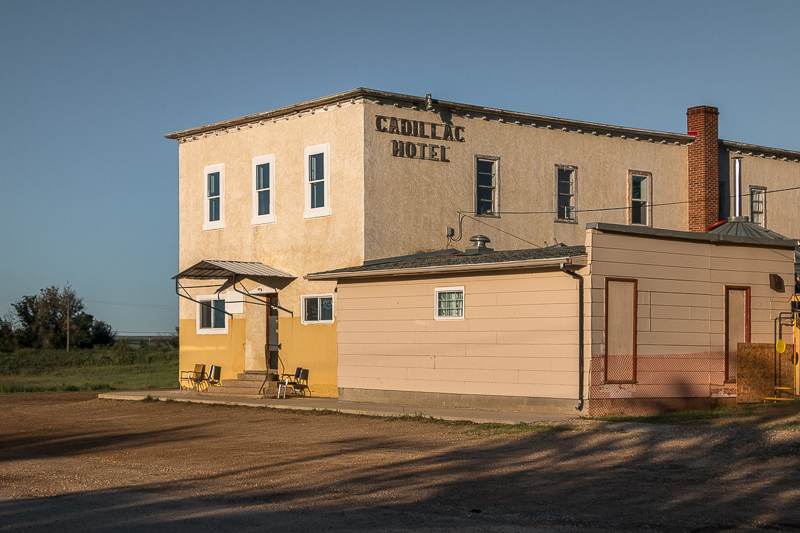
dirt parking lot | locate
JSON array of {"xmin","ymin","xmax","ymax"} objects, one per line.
[{"xmin": 2, "ymin": 393, "xmax": 800, "ymax": 532}]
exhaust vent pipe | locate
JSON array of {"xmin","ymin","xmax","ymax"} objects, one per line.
[
  {"xmin": 733, "ymin": 156, "xmax": 742, "ymax": 218},
  {"xmin": 465, "ymin": 235, "xmax": 494, "ymax": 255}
]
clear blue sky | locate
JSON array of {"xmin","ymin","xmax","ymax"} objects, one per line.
[{"xmin": 1, "ymin": 0, "xmax": 798, "ymax": 335}]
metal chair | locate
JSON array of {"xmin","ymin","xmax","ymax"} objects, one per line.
[
  {"xmin": 278, "ymin": 367, "xmax": 302, "ymax": 399},
  {"xmin": 289, "ymin": 368, "xmax": 310, "ymax": 397},
  {"xmin": 180, "ymin": 364, "xmax": 206, "ymax": 392},
  {"xmin": 206, "ymin": 365, "xmax": 221, "ymax": 387}
]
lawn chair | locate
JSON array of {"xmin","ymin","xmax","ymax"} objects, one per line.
[
  {"xmin": 206, "ymin": 365, "xmax": 221, "ymax": 388},
  {"xmin": 288, "ymin": 368, "xmax": 310, "ymax": 397},
  {"xmin": 180, "ymin": 364, "xmax": 206, "ymax": 392},
  {"xmin": 278, "ymin": 367, "xmax": 302, "ymax": 399}
]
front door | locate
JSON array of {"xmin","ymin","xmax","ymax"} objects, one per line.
[{"xmin": 267, "ymin": 303, "xmax": 279, "ymax": 371}]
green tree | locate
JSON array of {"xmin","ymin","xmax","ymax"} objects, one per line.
[
  {"xmin": 0, "ymin": 316, "xmax": 15, "ymax": 353},
  {"xmin": 11, "ymin": 286, "xmax": 116, "ymax": 349}
]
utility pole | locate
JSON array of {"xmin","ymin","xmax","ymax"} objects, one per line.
[{"xmin": 66, "ymin": 299, "xmax": 70, "ymax": 353}]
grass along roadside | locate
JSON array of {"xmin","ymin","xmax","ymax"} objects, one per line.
[
  {"xmin": 0, "ymin": 348, "xmax": 178, "ymax": 393},
  {"xmin": 588, "ymin": 401, "xmax": 800, "ymax": 424}
]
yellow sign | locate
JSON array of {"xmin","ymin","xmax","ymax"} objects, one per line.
[{"xmin": 777, "ymin": 339, "xmax": 786, "ymax": 353}]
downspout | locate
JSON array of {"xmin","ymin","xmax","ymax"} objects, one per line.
[{"xmin": 560, "ymin": 263, "xmax": 585, "ymax": 411}]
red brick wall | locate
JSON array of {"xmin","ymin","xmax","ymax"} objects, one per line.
[{"xmin": 687, "ymin": 106, "xmax": 719, "ymax": 232}]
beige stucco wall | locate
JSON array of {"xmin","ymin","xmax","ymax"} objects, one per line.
[
  {"xmin": 362, "ymin": 103, "xmax": 689, "ymax": 260},
  {"xmin": 587, "ymin": 229, "xmax": 794, "ymax": 407},
  {"xmin": 721, "ymin": 151, "xmax": 800, "ymax": 239},
  {"xmin": 336, "ymin": 268, "xmax": 586, "ymax": 401},
  {"xmin": 176, "ymin": 103, "xmax": 366, "ymax": 397}
]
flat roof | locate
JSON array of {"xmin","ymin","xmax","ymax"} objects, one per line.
[
  {"xmin": 306, "ymin": 245, "xmax": 587, "ymax": 280},
  {"xmin": 164, "ymin": 88, "xmax": 695, "ymax": 145}
]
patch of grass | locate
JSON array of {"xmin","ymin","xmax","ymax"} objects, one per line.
[
  {"xmin": 0, "ymin": 349, "xmax": 178, "ymax": 394},
  {"xmin": 141, "ymin": 395, "xmax": 159, "ymax": 402},
  {"xmin": 588, "ymin": 402, "xmax": 800, "ymax": 425}
]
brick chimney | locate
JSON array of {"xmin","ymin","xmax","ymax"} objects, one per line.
[{"xmin": 687, "ymin": 106, "xmax": 719, "ymax": 232}]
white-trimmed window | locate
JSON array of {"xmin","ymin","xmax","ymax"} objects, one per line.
[
  {"xmin": 750, "ymin": 186, "xmax": 766, "ymax": 227},
  {"xmin": 304, "ymin": 144, "xmax": 331, "ymax": 219},
  {"xmin": 302, "ymin": 294, "xmax": 334, "ymax": 324},
  {"xmin": 555, "ymin": 165, "xmax": 577, "ymax": 222},
  {"xmin": 435, "ymin": 287, "xmax": 464, "ymax": 320},
  {"xmin": 475, "ymin": 156, "xmax": 499, "ymax": 216},
  {"xmin": 628, "ymin": 171, "xmax": 652, "ymax": 226},
  {"xmin": 252, "ymin": 154, "xmax": 276, "ymax": 225},
  {"xmin": 197, "ymin": 294, "xmax": 228, "ymax": 335},
  {"xmin": 203, "ymin": 164, "xmax": 225, "ymax": 231}
]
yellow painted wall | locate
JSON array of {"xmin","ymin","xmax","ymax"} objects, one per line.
[
  {"xmin": 275, "ymin": 316, "xmax": 338, "ymax": 398},
  {"xmin": 179, "ymin": 318, "xmax": 246, "ymax": 382}
]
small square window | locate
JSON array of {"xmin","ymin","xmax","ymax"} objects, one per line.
[
  {"xmin": 197, "ymin": 296, "xmax": 227, "ymax": 334},
  {"xmin": 435, "ymin": 287, "xmax": 464, "ymax": 320},
  {"xmin": 302, "ymin": 294, "xmax": 334, "ymax": 324},
  {"xmin": 252, "ymin": 154, "xmax": 276, "ymax": 225},
  {"xmin": 203, "ymin": 164, "xmax": 225, "ymax": 231}
]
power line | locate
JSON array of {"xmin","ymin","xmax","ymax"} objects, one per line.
[
  {"xmin": 471, "ymin": 185, "xmax": 800, "ymax": 217},
  {"xmin": 116, "ymin": 331, "xmax": 176, "ymax": 335},
  {"xmin": 0, "ymin": 297, "xmax": 177, "ymax": 310},
  {"xmin": 84, "ymin": 299, "xmax": 178, "ymax": 310}
]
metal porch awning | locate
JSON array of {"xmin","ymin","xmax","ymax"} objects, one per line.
[
  {"xmin": 173, "ymin": 260, "xmax": 296, "ymax": 317},
  {"xmin": 173, "ymin": 260, "xmax": 296, "ymax": 281}
]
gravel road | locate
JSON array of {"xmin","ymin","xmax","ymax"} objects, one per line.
[{"xmin": 2, "ymin": 393, "xmax": 800, "ymax": 532}]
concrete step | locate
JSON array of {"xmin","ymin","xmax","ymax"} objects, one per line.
[
  {"xmin": 236, "ymin": 372, "xmax": 275, "ymax": 382},
  {"xmin": 204, "ymin": 379, "xmax": 279, "ymax": 398},
  {"xmin": 220, "ymin": 378, "xmax": 264, "ymax": 388}
]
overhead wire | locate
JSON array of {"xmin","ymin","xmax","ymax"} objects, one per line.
[{"xmin": 448, "ymin": 185, "xmax": 800, "ymax": 248}]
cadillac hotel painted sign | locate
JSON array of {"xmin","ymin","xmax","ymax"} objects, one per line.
[{"xmin": 375, "ymin": 115, "xmax": 465, "ymax": 163}]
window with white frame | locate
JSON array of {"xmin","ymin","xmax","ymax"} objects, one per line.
[
  {"xmin": 750, "ymin": 186, "xmax": 766, "ymax": 227},
  {"xmin": 435, "ymin": 287, "xmax": 464, "ymax": 320},
  {"xmin": 304, "ymin": 144, "xmax": 331, "ymax": 219},
  {"xmin": 197, "ymin": 295, "xmax": 228, "ymax": 334},
  {"xmin": 203, "ymin": 164, "xmax": 225, "ymax": 230},
  {"xmin": 252, "ymin": 154, "xmax": 276, "ymax": 225},
  {"xmin": 556, "ymin": 165, "xmax": 577, "ymax": 222},
  {"xmin": 475, "ymin": 156, "xmax": 499, "ymax": 215},
  {"xmin": 302, "ymin": 294, "xmax": 334, "ymax": 324},
  {"xmin": 629, "ymin": 171, "xmax": 652, "ymax": 226}
]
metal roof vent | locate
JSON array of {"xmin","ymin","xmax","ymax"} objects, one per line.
[{"xmin": 465, "ymin": 235, "xmax": 494, "ymax": 255}]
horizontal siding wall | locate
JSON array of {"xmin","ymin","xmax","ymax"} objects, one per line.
[
  {"xmin": 588, "ymin": 230, "xmax": 794, "ymax": 411},
  {"xmin": 337, "ymin": 270, "xmax": 582, "ymax": 400}
]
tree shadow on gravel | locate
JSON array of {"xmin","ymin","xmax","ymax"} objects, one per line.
[{"xmin": 3, "ymin": 400, "xmax": 800, "ymax": 532}]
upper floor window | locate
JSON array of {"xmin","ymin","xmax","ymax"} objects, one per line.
[
  {"xmin": 556, "ymin": 165, "xmax": 577, "ymax": 222},
  {"xmin": 304, "ymin": 144, "xmax": 331, "ymax": 219},
  {"xmin": 203, "ymin": 164, "xmax": 224, "ymax": 231},
  {"xmin": 475, "ymin": 156, "xmax": 499, "ymax": 216},
  {"xmin": 628, "ymin": 171, "xmax": 652, "ymax": 226},
  {"xmin": 252, "ymin": 154, "xmax": 276, "ymax": 225},
  {"xmin": 750, "ymin": 186, "xmax": 766, "ymax": 227}
]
